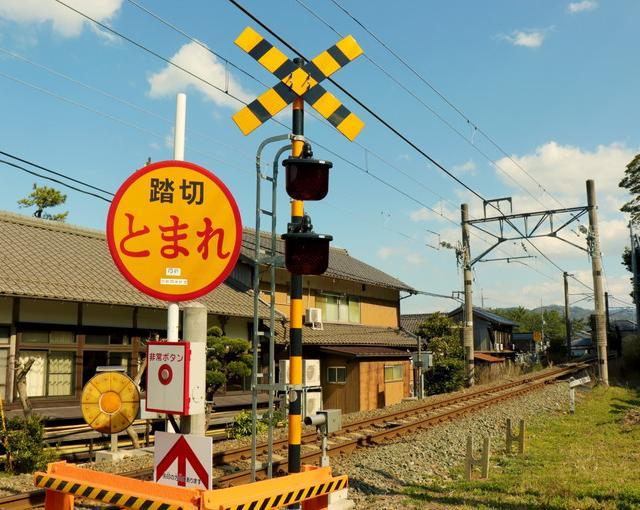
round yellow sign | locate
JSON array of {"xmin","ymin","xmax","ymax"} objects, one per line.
[
  {"xmin": 106, "ymin": 160, "xmax": 242, "ymax": 301},
  {"xmin": 81, "ymin": 372, "xmax": 140, "ymax": 435}
]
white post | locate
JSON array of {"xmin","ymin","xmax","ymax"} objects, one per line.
[
  {"xmin": 167, "ymin": 93, "xmax": 187, "ymax": 343},
  {"xmin": 165, "ymin": 92, "xmax": 187, "ymax": 432},
  {"xmin": 173, "ymin": 92, "xmax": 186, "ymax": 161}
]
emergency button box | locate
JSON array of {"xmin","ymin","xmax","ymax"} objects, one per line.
[{"xmin": 146, "ymin": 341, "xmax": 206, "ymax": 416}]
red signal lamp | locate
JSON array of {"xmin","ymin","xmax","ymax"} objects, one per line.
[
  {"xmin": 283, "ymin": 157, "xmax": 333, "ymax": 201},
  {"xmin": 281, "ymin": 231, "xmax": 333, "ymax": 275}
]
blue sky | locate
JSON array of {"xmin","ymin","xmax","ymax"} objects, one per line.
[{"xmin": 0, "ymin": 0, "xmax": 638, "ymax": 314}]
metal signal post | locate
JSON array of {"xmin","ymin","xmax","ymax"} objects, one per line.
[{"xmin": 288, "ymin": 91, "xmax": 306, "ymax": 481}]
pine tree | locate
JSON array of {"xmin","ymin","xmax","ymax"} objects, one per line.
[{"xmin": 18, "ymin": 183, "xmax": 68, "ymax": 222}]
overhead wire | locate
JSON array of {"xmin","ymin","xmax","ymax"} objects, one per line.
[
  {"xmin": 0, "ymin": 159, "xmax": 111, "ymax": 203},
  {"xmin": 49, "ymin": 0, "xmax": 585, "ymax": 289},
  {"xmin": 226, "ymin": 0, "xmax": 594, "ymax": 291},
  {"xmin": 327, "ymin": 0, "xmax": 570, "ymax": 210}
]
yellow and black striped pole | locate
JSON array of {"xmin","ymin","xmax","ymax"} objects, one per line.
[{"xmin": 288, "ymin": 83, "xmax": 305, "ymax": 486}]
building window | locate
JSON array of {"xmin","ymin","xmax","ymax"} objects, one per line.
[
  {"xmin": 384, "ymin": 364, "xmax": 403, "ymax": 382},
  {"xmin": 21, "ymin": 330, "xmax": 76, "ymax": 344},
  {"xmin": 316, "ymin": 295, "xmax": 360, "ymax": 324},
  {"xmin": 327, "ymin": 366, "xmax": 346, "ymax": 384},
  {"xmin": 18, "ymin": 351, "xmax": 75, "ymax": 397}
]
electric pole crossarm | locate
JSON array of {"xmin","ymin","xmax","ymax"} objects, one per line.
[
  {"xmin": 552, "ymin": 234, "xmax": 589, "ymax": 253},
  {"xmin": 470, "ymin": 240, "xmax": 504, "ymax": 267},
  {"xmin": 466, "ymin": 206, "xmax": 589, "ymax": 225},
  {"xmin": 471, "ymin": 223, "xmax": 501, "ymax": 240}
]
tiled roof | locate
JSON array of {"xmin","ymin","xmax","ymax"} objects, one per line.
[
  {"xmin": 319, "ymin": 346, "xmax": 411, "ymax": 358},
  {"xmin": 0, "ymin": 211, "xmax": 274, "ymax": 319},
  {"xmin": 400, "ymin": 313, "xmax": 434, "ymax": 335},
  {"xmin": 474, "ymin": 352, "xmax": 505, "ymax": 363},
  {"xmin": 449, "ymin": 306, "xmax": 519, "ymax": 327},
  {"xmin": 299, "ymin": 322, "xmax": 417, "ymax": 348},
  {"xmin": 242, "ymin": 229, "xmax": 413, "ymax": 291}
]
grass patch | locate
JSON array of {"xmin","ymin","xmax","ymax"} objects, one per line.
[{"xmin": 406, "ymin": 386, "xmax": 640, "ymax": 509}]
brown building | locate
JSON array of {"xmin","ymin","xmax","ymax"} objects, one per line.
[{"xmin": 0, "ymin": 211, "xmax": 416, "ymax": 418}]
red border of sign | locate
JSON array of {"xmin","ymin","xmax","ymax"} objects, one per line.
[
  {"xmin": 106, "ymin": 160, "xmax": 243, "ymax": 302},
  {"xmin": 146, "ymin": 341, "xmax": 191, "ymax": 415}
]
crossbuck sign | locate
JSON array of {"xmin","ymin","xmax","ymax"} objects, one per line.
[{"xmin": 232, "ymin": 26, "xmax": 365, "ymax": 141}]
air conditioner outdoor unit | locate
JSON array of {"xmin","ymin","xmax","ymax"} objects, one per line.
[
  {"xmin": 305, "ymin": 307, "xmax": 323, "ymax": 330},
  {"xmin": 279, "ymin": 359, "xmax": 321, "ymax": 387},
  {"xmin": 304, "ymin": 390, "xmax": 323, "ymax": 419}
]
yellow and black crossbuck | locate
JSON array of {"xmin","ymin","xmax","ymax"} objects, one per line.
[{"xmin": 232, "ymin": 26, "xmax": 365, "ymax": 141}]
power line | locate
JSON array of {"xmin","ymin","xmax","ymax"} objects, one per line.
[
  {"xmin": 226, "ymin": 0, "xmax": 593, "ymax": 290},
  {"xmin": 0, "ymin": 159, "xmax": 112, "ymax": 203},
  {"xmin": 327, "ymin": 0, "xmax": 567, "ymax": 210},
  {"xmin": 0, "ymin": 46, "xmax": 251, "ymax": 159},
  {"xmin": 0, "ymin": 150, "xmax": 114, "ymax": 196},
  {"xmin": 293, "ymin": 0, "xmax": 549, "ymax": 210},
  {"xmin": 51, "ymin": 0, "xmax": 582, "ymax": 288}
]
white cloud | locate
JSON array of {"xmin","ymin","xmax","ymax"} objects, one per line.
[
  {"xmin": 568, "ymin": 1, "xmax": 598, "ymax": 13},
  {"xmin": 406, "ymin": 253, "xmax": 423, "ymax": 265},
  {"xmin": 499, "ymin": 29, "xmax": 547, "ymax": 48},
  {"xmin": 410, "ymin": 201, "xmax": 458, "ymax": 223},
  {"xmin": 377, "ymin": 246, "xmax": 398, "ymax": 260},
  {"xmin": 453, "ymin": 159, "xmax": 476, "ymax": 174},
  {"xmin": 148, "ymin": 41, "xmax": 253, "ymax": 111},
  {"xmin": 495, "ymin": 141, "xmax": 637, "ymax": 215},
  {"xmin": 0, "ymin": 0, "xmax": 123, "ymax": 37}
]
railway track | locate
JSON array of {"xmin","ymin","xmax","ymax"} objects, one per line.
[{"xmin": 0, "ymin": 362, "xmax": 590, "ymax": 510}]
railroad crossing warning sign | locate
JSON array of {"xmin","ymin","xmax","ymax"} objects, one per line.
[
  {"xmin": 106, "ymin": 160, "xmax": 242, "ymax": 302},
  {"xmin": 81, "ymin": 371, "xmax": 140, "ymax": 434},
  {"xmin": 154, "ymin": 431, "xmax": 212, "ymax": 490},
  {"xmin": 232, "ymin": 26, "xmax": 365, "ymax": 140},
  {"xmin": 146, "ymin": 341, "xmax": 206, "ymax": 416}
]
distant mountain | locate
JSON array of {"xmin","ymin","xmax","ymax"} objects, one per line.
[{"xmin": 532, "ymin": 304, "xmax": 593, "ymax": 321}]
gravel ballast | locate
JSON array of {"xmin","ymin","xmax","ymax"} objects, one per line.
[
  {"xmin": 332, "ymin": 381, "xmax": 579, "ymax": 510},
  {"xmin": 0, "ymin": 371, "xmax": 581, "ymax": 505}
]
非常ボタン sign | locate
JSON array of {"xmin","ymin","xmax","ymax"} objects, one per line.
[
  {"xmin": 146, "ymin": 341, "xmax": 206, "ymax": 415},
  {"xmin": 107, "ymin": 160, "xmax": 242, "ymax": 301},
  {"xmin": 154, "ymin": 431, "xmax": 212, "ymax": 490}
]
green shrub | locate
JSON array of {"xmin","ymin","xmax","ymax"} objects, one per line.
[
  {"xmin": 261, "ymin": 409, "xmax": 285, "ymax": 428},
  {"xmin": 0, "ymin": 415, "xmax": 58, "ymax": 473},
  {"xmin": 230, "ymin": 410, "xmax": 267, "ymax": 439}
]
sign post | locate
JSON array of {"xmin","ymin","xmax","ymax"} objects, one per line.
[{"xmin": 568, "ymin": 375, "xmax": 591, "ymax": 413}]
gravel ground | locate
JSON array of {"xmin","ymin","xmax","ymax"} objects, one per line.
[
  {"xmin": 332, "ymin": 381, "xmax": 584, "ymax": 510},
  {"xmin": 0, "ymin": 367, "xmax": 578, "ymax": 502}
]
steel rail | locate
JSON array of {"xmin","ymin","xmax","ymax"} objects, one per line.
[{"xmin": 1, "ymin": 362, "xmax": 591, "ymax": 508}]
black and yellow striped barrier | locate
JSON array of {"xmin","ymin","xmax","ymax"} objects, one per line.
[
  {"xmin": 35, "ymin": 462, "xmax": 347, "ymax": 510},
  {"xmin": 204, "ymin": 466, "xmax": 347, "ymax": 510},
  {"xmin": 34, "ymin": 461, "xmax": 200, "ymax": 510},
  {"xmin": 232, "ymin": 26, "xmax": 365, "ymax": 141}
]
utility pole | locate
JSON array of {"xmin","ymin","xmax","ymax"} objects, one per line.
[
  {"xmin": 563, "ymin": 272, "xmax": 571, "ymax": 360},
  {"xmin": 629, "ymin": 222, "xmax": 640, "ymax": 329},
  {"xmin": 586, "ymin": 179, "xmax": 608, "ymax": 386},
  {"xmin": 461, "ymin": 203, "xmax": 474, "ymax": 386}
]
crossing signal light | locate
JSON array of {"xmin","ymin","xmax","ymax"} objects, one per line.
[
  {"xmin": 283, "ymin": 157, "xmax": 333, "ymax": 201},
  {"xmin": 281, "ymin": 231, "xmax": 333, "ymax": 275}
]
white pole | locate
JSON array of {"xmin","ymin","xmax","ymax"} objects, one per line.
[
  {"xmin": 173, "ymin": 92, "xmax": 186, "ymax": 161},
  {"xmin": 165, "ymin": 93, "xmax": 187, "ymax": 433},
  {"xmin": 167, "ymin": 93, "xmax": 186, "ymax": 343}
]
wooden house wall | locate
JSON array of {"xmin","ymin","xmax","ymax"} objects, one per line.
[
  {"xmin": 320, "ymin": 354, "xmax": 360, "ymax": 414},
  {"xmin": 358, "ymin": 359, "xmax": 411, "ymax": 411}
]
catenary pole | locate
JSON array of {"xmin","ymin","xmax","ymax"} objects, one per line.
[
  {"xmin": 461, "ymin": 203, "xmax": 474, "ymax": 386},
  {"xmin": 563, "ymin": 272, "xmax": 571, "ymax": 360},
  {"xmin": 586, "ymin": 180, "xmax": 608, "ymax": 386}
]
